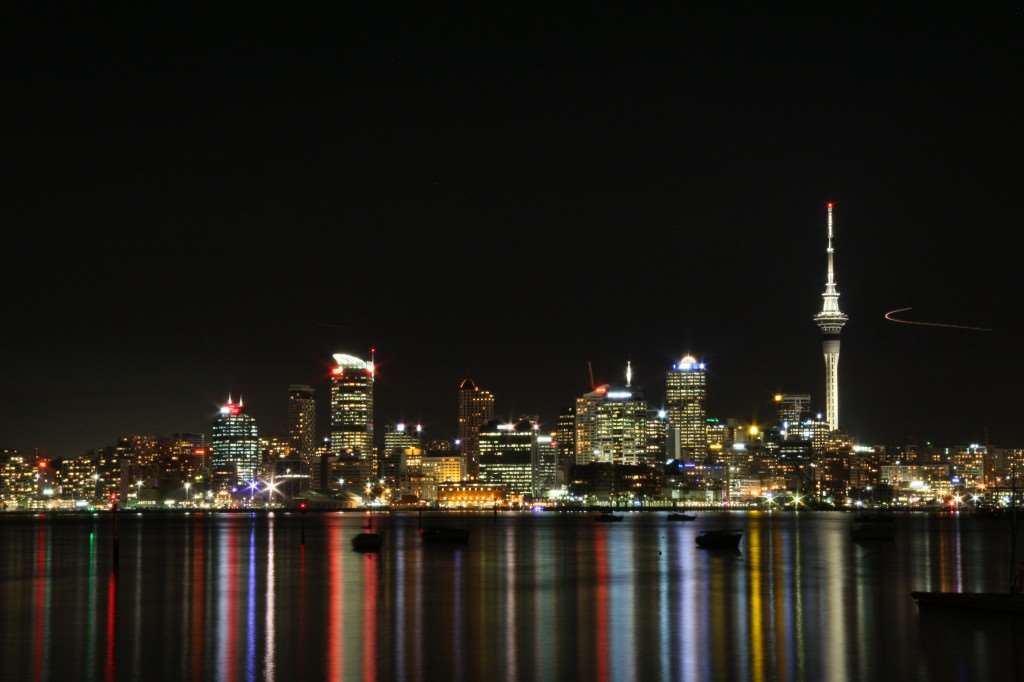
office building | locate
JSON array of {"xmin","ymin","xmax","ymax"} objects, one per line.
[
  {"xmin": 478, "ymin": 419, "xmax": 534, "ymax": 497},
  {"xmin": 210, "ymin": 396, "xmax": 260, "ymax": 483},
  {"xmin": 457, "ymin": 378, "xmax": 494, "ymax": 478},
  {"xmin": 329, "ymin": 352, "xmax": 375, "ymax": 460},
  {"xmin": 287, "ymin": 384, "xmax": 317, "ymax": 466},
  {"xmin": 665, "ymin": 355, "xmax": 707, "ymax": 460}
]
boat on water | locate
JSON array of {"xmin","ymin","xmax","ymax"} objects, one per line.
[
  {"xmin": 912, "ymin": 591, "xmax": 1024, "ymax": 614},
  {"xmin": 696, "ymin": 530, "xmax": 742, "ymax": 550},
  {"xmin": 352, "ymin": 532, "xmax": 383, "ymax": 552},
  {"xmin": 595, "ymin": 512, "xmax": 623, "ymax": 523},
  {"xmin": 667, "ymin": 513, "xmax": 697, "ymax": 521},
  {"xmin": 421, "ymin": 527, "xmax": 470, "ymax": 544}
]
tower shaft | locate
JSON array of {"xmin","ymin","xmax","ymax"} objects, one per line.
[{"xmin": 813, "ymin": 202, "xmax": 848, "ymax": 432}]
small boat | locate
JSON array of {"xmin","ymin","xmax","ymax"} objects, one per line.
[
  {"xmin": 696, "ymin": 530, "xmax": 742, "ymax": 550},
  {"xmin": 851, "ymin": 521, "xmax": 895, "ymax": 542},
  {"xmin": 912, "ymin": 591, "xmax": 1024, "ymax": 614},
  {"xmin": 595, "ymin": 512, "xmax": 623, "ymax": 523},
  {"xmin": 352, "ymin": 532, "xmax": 383, "ymax": 552},
  {"xmin": 668, "ymin": 512, "xmax": 697, "ymax": 521},
  {"xmin": 421, "ymin": 527, "xmax": 470, "ymax": 544}
]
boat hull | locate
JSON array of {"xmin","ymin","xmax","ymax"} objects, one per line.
[
  {"xmin": 351, "ymin": 533, "xmax": 383, "ymax": 552},
  {"xmin": 696, "ymin": 532, "xmax": 742, "ymax": 550}
]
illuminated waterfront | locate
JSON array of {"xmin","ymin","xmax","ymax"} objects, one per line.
[{"xmin": 0, "ymin": 512, "xmax": 1019, "ymax": 681}]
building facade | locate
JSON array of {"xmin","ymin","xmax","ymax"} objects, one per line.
[
  {"xmin": 329, "ymin": 353, "xmax": 375, "ymax": 459},
  {"xmin": 665, "ymin": 355, "xmax": 707, "ymax": 460},
  {"xmin": 287, "ymin": 384, "xmax": 316, "ymax": 466},
  {"xmin": 211, "ymin": 396, "xmax": 260, "ymax": 482},
  {"xmin": 478, "ymin": 419, "xmax": 534, "ymax": 496},
  {"xmin": 457, "ymin": 378, "xmax": 494, "ymax": 478}
]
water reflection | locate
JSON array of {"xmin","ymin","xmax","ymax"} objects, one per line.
[{"xmin": 1, "ymin": 512, "xmax": 1024, "ymax": 681}]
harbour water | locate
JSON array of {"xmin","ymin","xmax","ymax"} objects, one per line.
[{"xmin": 0, "ymin": 511, "xmax": 1020, "ymax": 681}]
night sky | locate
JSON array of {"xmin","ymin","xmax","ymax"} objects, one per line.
[{"xmin": 3, "ymin": 9, "xmax": 1019, "ymax": 456}]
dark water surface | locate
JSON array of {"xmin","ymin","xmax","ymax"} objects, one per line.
[{"xmin": 1, "ymin": 511, "xmax": 1022, "ymax": 681}]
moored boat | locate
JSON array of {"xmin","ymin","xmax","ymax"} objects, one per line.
[
  {"xmin": 595, "ymin": 512, "xmax": 623, "ymax": 523},
  {"xmin": 696, "ymin": 530, "xmax": 742, "ymax": 550},
  {"xmin": 352, "ymin": 532, "xmax": 383, "ymax": 552},
  {"xmin": 668, "ymin": 513, "xmax": 697, "ymax": 521}
]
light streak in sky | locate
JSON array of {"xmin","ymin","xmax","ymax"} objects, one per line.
[{"xmin": 884, "ymin": 307, "xmax": 992, "ymax": 332}]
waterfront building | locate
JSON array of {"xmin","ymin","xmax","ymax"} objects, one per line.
[
  {"xmin": 665, "ymin": 355, "xmax": 707, "ymax": 460},
  {"xmin": 532, "ymin": 433, "xmax": 559, "ymax": 496},
  {"xmin": 457, "ymin": 378, "xmax": 494, "ymax": 478},
  {"xmin": 329, "ymin": 353, "xmax": 375, "ymax": 460},
  {"xmin": 478, "ymin": 419, "xmax": 534, "ymax": 497},
  {"xmin": 287, "ymin": 384, "xmax": 317, "ymax": 467},
  {"xmin": 211, "ymin": 396, "xmax": 260, "ymax": 483}
]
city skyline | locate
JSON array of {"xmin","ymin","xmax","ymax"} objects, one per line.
[{"xmin": 3, "ymin": 16, "xmax": 1014, "ymax": 456}]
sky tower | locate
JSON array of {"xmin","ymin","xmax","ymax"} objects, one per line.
[{"xmin": 812, "ymin": 202, "xmax": 848, "ymax": 431}]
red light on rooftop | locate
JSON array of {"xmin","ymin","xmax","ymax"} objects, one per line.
[
  {"xmin": 827, "ymin": 202, "xmax": 833, "ymax": 209},
  {"xmin": 37, "ymin": 461, "xmax": 47, "ymax": 469},
  {"xmin": 331, "ymin": 366, "xmax": 343, "ymax": 376}
]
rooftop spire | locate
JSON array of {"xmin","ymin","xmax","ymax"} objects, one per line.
[
  {"xmin": 626, "ymin": 360, "xmax": 633, "ymax": 388},
  {"xmin": 826, "ymin": 201, "xmax": 835, "ymax": 287},
  {"xmin": 815, "ymin": 201, "xmax": 847, "ymax": 320}
]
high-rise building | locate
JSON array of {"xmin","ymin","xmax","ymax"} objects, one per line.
[
  {"xmin": 382, "ymin": 422, "xmax": 423, "ymax": 483},
  {"xmin": 574, "ymin": 365, "xmax": 649, "ymax": 466},
  {"xmin": 774, "ymin": 393, "xmax": 811, "ymax": 437},
  {"xmin": 287, "ymin": 384, "xmax": 316, "ymax": 466},
  {"xmin": 665, "ymin": 355, "xmax": 707, "ymax": 460},
  {"xmin": 812, "ymin": 202, "xmax": 849, "ymax": 431},
  {"xmin": 329, "ymin": 353, "xmax": 375, "ymax": 459},
  {"xmin": 478, "ymin": 419, "xmax": 534, "ymax": 496},
  {"xmin": 210, "ymin": 396, "xmax": 260, "ymax": 483},
  {"xmin": 555, "ymin": 406, "xmax": 576, "ymax": 470},
  {"xmin": 532, "ymin": 433, "xmax": 559, "ymax": 496},
  {"xmin": 646, "ymin": 409, "xmax": 668, "ymax": 464},
  {"xmin": 457, "ymin": 378, "xmax": 495, "ymax": 478},
  {"xmin": 574, "ymin": 390, "xmax": 599, "ymax": 464},
  {"xmin": 591, "ymin": 387, "xmax": 648, "ymax": 466}
]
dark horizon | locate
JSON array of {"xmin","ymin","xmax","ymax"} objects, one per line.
[{"xmin": 3, "ymin": 9, "xmax": 1018, "ymax": 456}]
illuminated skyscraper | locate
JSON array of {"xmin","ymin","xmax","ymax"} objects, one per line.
[
  {"xmin": 287, "ymin": 384, "xmax": 316, "ymax": 465},
  {"xmin": 665, "ymin": 355, "xmax": 707, "ymax": 460},
  {"xmin": 773, "ymin": 393, "xmax": 811, "ymax": 438},
  {"xmin": 575, "ymin": 364, "xmax": 648, "ymax": 466},
  {"xmin": 532, "ymin": 433, "xmax": 559, "ymax": 496},
  {"xmin": 812, "ymin": 202, "xmax": 848, "ymax": 431},
  {"xmin": 457, "ymin": 378, "xmax": 494, "ymax": 478},
  {"xmin": 646, "ymin": 409, "xmax": 668, "ymax": 463},
  {"xmin": 329, "ymin": 353, "xmax": 375, "ymax": 459},
  {"xmin": 478, "ymin": 419, "xmax": 535, "ymax": 496},
  {"xmin": 555, "ymin": 406, "xmax": 576, "ymax": 470},
  {"xmin": 211, "ymin": 396, "xmax": 260, "ymax": 482},
  {"xmin": 382, "ymin": 422, "xmax": 423, "ymax": 482}
]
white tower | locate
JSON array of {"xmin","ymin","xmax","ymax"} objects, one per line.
[{"xmin": 812, "ymin": 202, "xmax": 848, "ymax": 431}]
